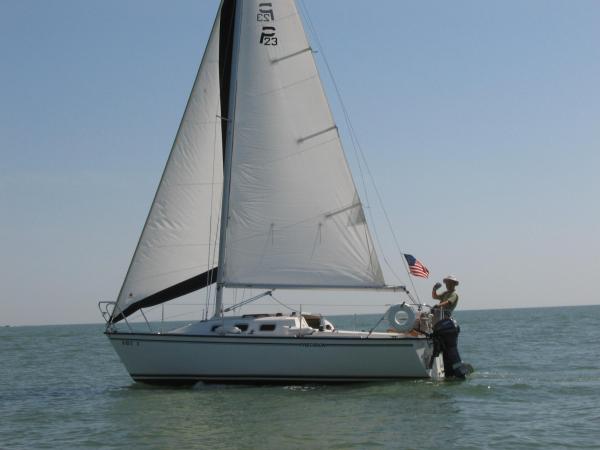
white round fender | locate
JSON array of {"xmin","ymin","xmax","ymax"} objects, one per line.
[{"xmin": 386, "ymin": 304, "xmax": 417, "ymax": 333}]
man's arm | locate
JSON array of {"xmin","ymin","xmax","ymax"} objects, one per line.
[{"xmin": 432, "ymin": 282, "xmax": 442, "ymax": 300}]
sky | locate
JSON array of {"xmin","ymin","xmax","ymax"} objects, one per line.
[{"xmin": 1, "ymin": 0, "xmax": 599, "ymax": 326}]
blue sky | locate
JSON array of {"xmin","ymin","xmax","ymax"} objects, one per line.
[{"xmin": 1, "ymin": 0, "xmax": 599, "ymax": 325}]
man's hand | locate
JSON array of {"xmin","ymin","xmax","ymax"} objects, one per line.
[{"xmin": 433, "ymin": 282, "xmax": 442, "ymax": 290}]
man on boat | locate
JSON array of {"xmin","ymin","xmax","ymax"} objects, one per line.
[
  {"xmin": 431, "ymin": 275, "xmax": 470, "ymax": 379},
  {"xmin": 432, "ymin": 275, "xmax": 459, "ymax": 317}
]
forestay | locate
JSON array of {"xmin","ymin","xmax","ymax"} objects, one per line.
[
  {"xmin": 221, "ymin": 0, "xmax": 384, "ymax": 289},
  {"xmin": 111, "ymin": 9, "xmax": 224, "ymax": 321}
]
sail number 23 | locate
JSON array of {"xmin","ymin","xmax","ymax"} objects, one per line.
[{"xmin": 258, "ymin": 3, "xmax": 278, "ymax": 46}]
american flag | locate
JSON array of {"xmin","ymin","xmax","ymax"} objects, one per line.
[{"xmin": 404, "ymin": 254, "xmax": 430, "ymax": 278}]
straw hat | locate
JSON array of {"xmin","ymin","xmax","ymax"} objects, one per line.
[{"xmin": 443, "ymin": 275, "xmax": 459, "ymax": 285}]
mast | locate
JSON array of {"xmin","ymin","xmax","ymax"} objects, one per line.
[{"xmin": 214, "ymin": 0, "xmax": 241, "ymax": 318}]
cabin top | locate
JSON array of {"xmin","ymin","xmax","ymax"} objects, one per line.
[{"xmin": 170, "ymin": 313, "xmax": 335, "ymax": 337}]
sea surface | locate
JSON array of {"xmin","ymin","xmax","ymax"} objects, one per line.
[{"xmin": 1, "ymin": 305, "xmax": 599, "ymax": 449}]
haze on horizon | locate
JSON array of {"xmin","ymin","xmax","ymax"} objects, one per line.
[{"xmin": 1, "ymin": 0, "xmax": 599, "ymax": 326}]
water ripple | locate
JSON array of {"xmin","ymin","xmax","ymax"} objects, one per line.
[{"xmin": 2, "ymin": 306, "xmax": 600, "ymax": 449}]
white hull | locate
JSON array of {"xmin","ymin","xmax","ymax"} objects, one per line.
[{"xmin": 107, "ymin": 332, "xmax": 443, "ymax": 384}]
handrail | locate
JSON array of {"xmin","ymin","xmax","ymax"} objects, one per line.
[
  {"xmin": 223, "ymin": 290, "xmax": 273, "ymax": 313},
  {"xmin": 98, "ymin": 301, "xmax": 115, "ymax": 324},
  {"xmin": 98, "ymin": 301, "xmax": 133, "ymax": 333}
]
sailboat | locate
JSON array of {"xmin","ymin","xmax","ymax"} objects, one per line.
[{"xmin": 100, "ymin": 0, "xmax": 453, "ymax": 384}]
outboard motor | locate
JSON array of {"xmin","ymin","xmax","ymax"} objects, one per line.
[{"xmin": 431, "ymin": 317, "xmax": 469, "ymax": 379}]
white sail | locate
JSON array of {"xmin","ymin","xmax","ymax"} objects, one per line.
[
  {"xmin": 221, "ymin": 0, "xmax": 384, "ymax": 289},
  {"xmin": 112, "ymin": 10, "xmax": 224, "ymax": 320}
]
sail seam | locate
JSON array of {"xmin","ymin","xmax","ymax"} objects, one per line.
[
  {"xmin": 251, "ymin": 74, "xmax": 318, "ymax": 98},
  {"xmin": 235, "ymin": 136, "xmax": 338, "ymax": 165}
]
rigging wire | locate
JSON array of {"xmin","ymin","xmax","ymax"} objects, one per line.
[
  {"xmin": 298, "ymin": 0, "xmax": 422, "ymax": 304},
  {"xmin": 269, "ymin": 293, "xmax": 300, "ymax": 312}
]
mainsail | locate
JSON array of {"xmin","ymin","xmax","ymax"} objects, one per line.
[
  {"xmin": 110, "ymin": 4, "xmax": 230, "ymax": 322},
  {"xmin": 220, "ymin": 0, "xmax": 384, "ymax": 289}
]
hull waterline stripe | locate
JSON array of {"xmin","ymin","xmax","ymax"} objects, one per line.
[
  {"xmin": 107, "ymin": 334, "xmax": 419, "ymax": 347},
  {"xmin": 131, "ymin": 374, "xmax": 426, "ymax": 382}
]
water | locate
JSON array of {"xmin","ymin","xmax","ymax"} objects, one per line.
[{"xmin": 1, "ymin": 306, "xmax": 599, "ymax": 449}]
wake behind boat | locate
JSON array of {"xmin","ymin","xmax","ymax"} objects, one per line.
[{"xmin": 100, "ymin": 0, "xmax": 468, "ymax": 384}]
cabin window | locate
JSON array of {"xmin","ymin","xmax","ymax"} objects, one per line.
[
  {"xmin": 259, "ymin": 324, "xmax": 276, "ymax": 331},
  {"xmin": 211, "ymin": 325, "xmax": 220, "ymax": 332},
  {"xmin": 235, "ymin": 324, "xmax": 249, "ymax": 331},
  {"xmin": 303, "ymin": 316, "xmax": 320, "ymax": 329}
]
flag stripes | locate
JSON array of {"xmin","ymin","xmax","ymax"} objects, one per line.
[{"xmin": 404, "ymin": 254, "xmax": 429, "ymax": 278}]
